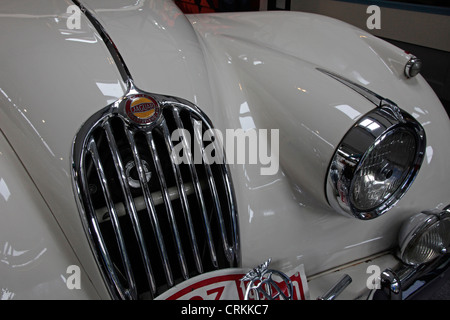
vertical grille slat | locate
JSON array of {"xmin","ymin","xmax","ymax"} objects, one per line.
[
  {"xmin": 125, "ymin": 128, "xmax": 174, "ymax": 289},
  {"xmin": 203, "ymin": 123, "xmax": 240, "ymax": 266},
  {"xmin": 103, "ymin": 121, "xmax": 157, "ymax": 295},
  {"xmin": 172, "ymin": 107, "xmax": 219, "ymax": 269},
  {"xmin": 191, "ymin": 116, "xmax": 234, "ymax": 264},
  {"xmin": 146, "ymin": 130, "xmax": 189, "ymax": 280},
  {"xmin": 161, "ymin": 121, "xmax": 203, "ymax": 273},
  {"xmin": 85, "ymin": 138, "xmax": 135, "ymax": 300},
  {"xmin": 160, "ymin": 120, "xmax": 203, "ymax": 274},
  {"xmin": 72, "ymin": 95, "xmax": 239, "ymax": 299}
]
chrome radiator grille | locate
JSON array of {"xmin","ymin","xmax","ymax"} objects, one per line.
[{"xmin": 72, "ymin": 94, "xmax": 239, "ymax": 299}]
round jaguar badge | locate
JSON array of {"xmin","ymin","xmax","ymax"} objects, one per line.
[{"xmin": 125, "ymin": 94, "xmax": 161, "ymax": 125}]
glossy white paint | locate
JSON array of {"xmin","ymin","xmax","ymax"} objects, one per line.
[
  {"xmin": 0, "ymin": 131, "xmax": 99, "ymax": 299},
  {"xmin": 0, "ymin": 0, "xmax": 449, "ymax": 298},
  {"xmin": 185, "ymin": 11, "xmax": 450, "ymax": 274}
]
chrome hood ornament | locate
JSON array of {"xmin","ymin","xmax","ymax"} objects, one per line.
[{"xmin": 241, "ymin": 258, "xmax": 293, "ymax": 300}]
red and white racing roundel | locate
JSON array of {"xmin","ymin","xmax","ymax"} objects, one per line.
[
  {"xmin": 125, "ymin": 94, "xmax": 160, "ymax": 125},
  {"xmin": 155, "ymin": 264, "xmax": 309, "ymax": 300}
]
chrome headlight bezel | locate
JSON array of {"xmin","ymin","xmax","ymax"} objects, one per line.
[
  {"xmin": 326, "ymin": 103, "xmax": 426, "ymax": 220},
  {"xmin": 397, "ymin": 208, "xmax": 450, "ymax": 266}
]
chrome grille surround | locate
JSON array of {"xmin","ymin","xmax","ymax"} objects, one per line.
[{"xmin": 72, "ymin": 91, "xmax": 240, "ymax": 300}]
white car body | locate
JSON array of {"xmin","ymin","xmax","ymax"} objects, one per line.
[{"xmin": 0, "ymin": 0, "xmax": 449, "ymax": 300}]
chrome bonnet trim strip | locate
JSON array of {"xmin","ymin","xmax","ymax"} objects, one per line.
[
  {"xmin": 316, "ymin": 68, "xmax": 384, "ymax": 107},
  {"xmin": 71, "ymin": 0, "xmax": 133, "ymax": 87}
]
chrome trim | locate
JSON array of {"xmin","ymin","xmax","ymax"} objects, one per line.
[
  {"xmin": 241, "ymin": 259, "xmax": 294, "ymax": 300},
  {"xmin": 326, "ymin": 106, "xmax": 426, "ymax": 219},
  {"xmin": 146, "ymin": 129, "xmax": 189, "ymax": 281},
  {"xmin": 160, "ymin": 120, "xmax": 204, "ymax": 274},
  {"xmin": 317, "ymin": 68, "xmax": 409, "ymax": 120},
  {"xmin": 70, "ymin": 0, "xmax": 239, "ymax": 299},
  {"xmin": 87, "ymin": 137, "xmax": 137, "ymax": 299},
  {"xmin": 404, "ymin": 56, "xmax": 422, "ymax": 78},
  {"xmin": 124, "ymin": 127, "xmax": 174, "ymax": 288},
  {"xmin": 317, "ymin": 274, "xmax": 352, "ymax": 300},
  {"xmin": 319, "ymin": 69, "xmax": 426, "ymax": 219},
  {"xmin": 71, "ymin": 86, "xmax": 240, "ymax": 299},
  {"xmin": 172, "ymin": 108, "xmax": 219, "ymax": 268},
  {"xmin": 103, "ymin": 121, "xmax": 158, "ymax": 295},
  {"xmin": 398, "ymin": 208, "xmax": 450, "ymax": 266},
  {"xmin": 317, "ymin": 68, "xmax": 384, "ymax": 107},
  {"xmin": 191, "ymin": 115, "xmax": 234, "ymax": 264},
  {"xmin": 72, "ymin": 0, "xmax": 133, "ymax": 87},
  {"xmin": 372, "ymin": 254, "xmax": 450, "ymax": 300},
  {"xmin": 377, "ymin": 269, "xmax": 402, "ymax": 300},
  {"xmin": 370, "ymin": 206, "xmax": 450, "ymax": 299}
]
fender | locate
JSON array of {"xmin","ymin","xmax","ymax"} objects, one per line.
[
  {"xmin": 0, "ymin": 0, "xmax": 126, "ymax": 298},
  {"xmin": 186, "ymin": 11, "xmax": 450, "ymax": 271},
  {"xmin": 0, "ymin": 131, "xmax": 100, "ymax": 299}
]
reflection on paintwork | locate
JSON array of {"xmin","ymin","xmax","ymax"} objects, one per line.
[
  {"xmin": 239, "ymin": 101, "xmax": 256, "ymax": 131},
  {"xmin": 0, "ymin": 87, "xmax": 57, "ymax": 157},
  {"xmin": 335, "ymin": 104, "xmax": 361, "ymax": 120},
  {"xmin": 96, "ymin": 81, "xmax": 126, "ymax": 103},
  {"xmin": 0, "ymin": 178, "xmax": 10, "ymax": 201},
  {"xmin": 248, "ymin": 205, "xmax": 254, "ymax": 223},
  {"xmin": 1, "ymin": 288, "xmax": 14, "ymax": 300},
  {"xmin": 426, "ymin": 146, "xmax": 433, "ymax": 164},
  {"xmin": 351, "ymin": 70, "xmax": 371, "ymax": 85},
  {"xmin": 263, "ymin": 210, "xmax": 275, "ymax": 217},
  {"xmin": 414, "ymin": 107, "xmax": 428, "ymax": 115},
  {"xmin": 344, "ymin": 237, "xmax": 383, "ymax": 249},
  {"xmin": 0, "ymin": 241, "xmax": 47, "ymax": 269},
  {"xmin": 411, "ymin": 107, "xmax": 431, "ymax": 123},
  {"xmin": 64, "ymin": 37, "xmax": 98, "ymax": 44},
  {"xmin": 300, "ymin": 123, "xmax": 334, "ymax": 149}
]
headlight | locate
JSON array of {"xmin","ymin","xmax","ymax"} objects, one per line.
[
  {"xmin": 326, "ymin": 104, "xmax": 426, "ymax": 220},
  {"xmin": 398, "ymin": 208, "xmax": 450, "ymax": 266}
]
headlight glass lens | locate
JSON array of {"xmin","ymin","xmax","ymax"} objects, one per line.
[
  {"xmin": 326, "ymin": 106, "xmax": 426, "ymax": 220},
  {"xmin": 352, "ymin": 128, "xmax": 417, "ymax": 211},
  {"xmin": 399, "ymin": 212, "xmax": 450, "ymax": 266}
]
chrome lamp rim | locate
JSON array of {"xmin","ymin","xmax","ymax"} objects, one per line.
[
  {"xmin": 326, "ymin": 105, "xmax": 426, "ymax": 220},
  {"xmin": 397, "ymin": 207, "xmax": 450, "ymax": 266}
]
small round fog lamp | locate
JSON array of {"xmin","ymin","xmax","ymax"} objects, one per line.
[{"xmin": 398, "ymin": 208, "xmax": 450, "ymax": 266}]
